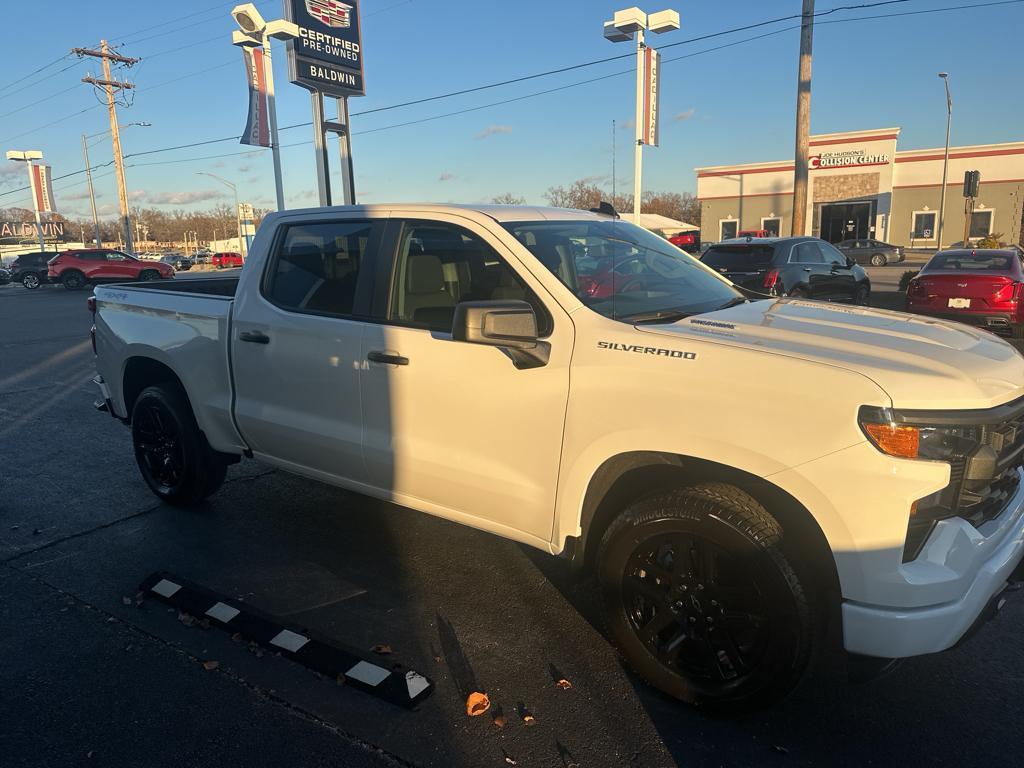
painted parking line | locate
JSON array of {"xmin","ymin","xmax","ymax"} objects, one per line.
[{"xmin": 139, "ymin": 571, "xmax": 433, "ymax": 708}]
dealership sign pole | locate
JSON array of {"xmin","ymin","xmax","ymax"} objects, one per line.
[
  {"xmin": 6, "ymin": 150, "xmax": 48, "ymax": 252},
  {"xmin": 285, "ymin": 0, "xmax": 365, "ymax": 206}
]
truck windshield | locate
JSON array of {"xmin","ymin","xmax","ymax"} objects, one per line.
[{"xmin": 502, "ymin": 219, "xmax": 743, "ymax": 322}]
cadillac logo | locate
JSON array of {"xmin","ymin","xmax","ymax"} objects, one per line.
[{"xmin": 305, "ymin": 0, "xmax": 353, "ymax": 28}]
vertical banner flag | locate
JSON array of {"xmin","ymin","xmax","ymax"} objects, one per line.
[
  {"xmin": 240, "ymin": 47, "xmax": 271, "ymax": 147},
  {"xmin": 642, "ymin": 47, "xmax": 660, "ymax": 147},
  {"xmin": 29, "ymin": 164, "xmax": 56, "ymax": 213}
]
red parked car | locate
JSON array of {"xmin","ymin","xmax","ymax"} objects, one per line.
[
  {"xmin": 667, "ymin": 231, "xmax": 700, "ymax": 254},
  {"xmin": 47, "ymin": 249, "xmax": 174, "ymax": 291},
  {"xmin": 211, "ymin": 252, "xmax": 244, "ymax": 269},
  {"xmin": 905, "ymin": 248, "xmax": 1024, "ymax": 338}
]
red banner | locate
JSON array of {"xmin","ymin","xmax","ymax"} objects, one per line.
[
  {"xmin": 241, "ymin": 47, "xmax": 270, "ymax": 148},
  {"xmin": 29, "ymin": 164, "xmax": 56, "ymax": 213}
]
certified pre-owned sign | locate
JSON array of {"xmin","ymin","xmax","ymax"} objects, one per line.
[{"xmin": 285, "ymin": 0, "xmax": 365, "ymax": 97}]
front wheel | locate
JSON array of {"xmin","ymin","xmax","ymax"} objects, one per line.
[
  {"xmin": 870, "ymin": 253, "xmax": 888, "ymax": 267},
  {"xmin": 854, "ymin": 283, "xmax": 870, "ymax": 306},
  {"xmin": 597, "ymin": 483, "xmax": 815, "ymax": 713},
  {"xmin": 131, "ymin": 385, "xmax": 227, "ymax": 505},
  {"xmin": 22, "ymin": 272, "xmax": 41, "ymax": 289},
  {"xmin": 140, "ymin": 269, "xmax": 160, "ymax": 281}
]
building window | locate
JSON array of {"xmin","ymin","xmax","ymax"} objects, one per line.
[
  {"xmin": 761, "ymin": 217, "xmax": 782, "ymax": 237},
  {"xmin": 969, "ymin": 210, "xmax": 993, "ymax": 239},
  {"xmin": 720, "ymin": 220, "xmax": 738, "ymax": 240},
  {"xmin": 911, "ymin": 211, "xmax": 936, "ymax": 240}
]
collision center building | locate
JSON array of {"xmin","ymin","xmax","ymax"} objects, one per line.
[{"xmin": 696, "ymin": 127, "xmax": 1024, "ymax": 247}]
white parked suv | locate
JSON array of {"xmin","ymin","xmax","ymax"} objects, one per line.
[{"xmin": 91, "ymin": 204, "xmax": 1024, "ymax": 711}]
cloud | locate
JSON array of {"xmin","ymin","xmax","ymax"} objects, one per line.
[
  {"xmin": 439, "ymin": 172, "xmax": 456, "ymax": 182},
  {"xmin": 474, "ymin": 125, "xmax": 512, "ymax": 140},
  {"xmin": 97, "ymin": 203, "xmax": 119, "ymax": 215},
  {"xmin": 580, "ymin": 174, "xmax": 610, "ymax": 185},
  {"xmin": 128, "ymin": 189, "xmax": 147, "ymax": 202},
  {"xmin": 673, "ymin": 108, "xmax": 696, "ymax": 122},
  {"xmin": 237, "ymin": 164, "xmax": 252, "ymax": 173},
  {"xmin": 148, "ymin": 190, "xmax": 224, "ymax": 205},
  {"xmin": 619, "ymin": 119, "xmax": 635, "ymax": 131},
  {"xmin": 64, "ymin": 189, "xmax": 103, "ymax": 201}
]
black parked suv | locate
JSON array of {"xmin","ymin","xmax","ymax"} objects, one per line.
[
  {"xmin": 700, "ymin": 236, "xmax": 871, "ymax": 304},
  {"xmin": 8, "ymin": 251, "xmax": 54, "ymax": 289}
]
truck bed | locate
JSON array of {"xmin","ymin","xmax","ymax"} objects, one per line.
[{"xmin": 107, "ymin": 276, "xmax": 239, "ymax": 298}]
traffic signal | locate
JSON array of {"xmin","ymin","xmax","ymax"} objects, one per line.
[{"xmin": 963, "ymin": 170, "xmax": 981, "ymax": 198}]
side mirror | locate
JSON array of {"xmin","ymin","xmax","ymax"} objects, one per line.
[{"xmin": 452, "ymin": 300, "xmax": 549, "ymax": 368}]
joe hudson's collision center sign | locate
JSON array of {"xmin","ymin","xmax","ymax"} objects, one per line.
[
  {"xmin": 285, "ymin": 0, "xmax": 365, "ymax": 97},
  {"xmin": 809, "ymin": 149, "xmax": 890, "ymax": 170}
]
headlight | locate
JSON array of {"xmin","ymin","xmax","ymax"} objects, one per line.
[{"xmin": 858, "ymin": 406, "xmax": 982, "ymax": 461}]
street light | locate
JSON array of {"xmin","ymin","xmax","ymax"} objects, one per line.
[
  {"xmin": 604, "ymin": 7, "xmax": 680, "ymax": 225},
  {"xmin": 6, "ymin": 150, "xmax": 47, "ymax": 252},
  {"xmin": 937, "ymin": 73, "xmax": 952, "ymax": 250},
  {"xmin": 196, "ymin": 171, "xmax": 245, "ymax": 256},
  {"xmin": 230, "ymin": 3, "xmax": 299, "ymax": 212},
  {"xmin": 82, "ymin": 122, "xmax": 151, "ymax": 247}
]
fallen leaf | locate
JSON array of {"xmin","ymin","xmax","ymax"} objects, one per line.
[
  {"xmin": 231, "ymin": 633, "xmax": 243, "ymax": 643},
  {"xmin": 493, "ymin": 714, "xmax": 507, "ymax": 729},
  {"xmin": 371, "ymin": 644, "xmax": 392, "ymax": 655},
  {"xmin": 504, "ymin": 756, "xmax": 517, "ymax": 766},
  {"xmin": 121, "ymin": 597, "xmax": 132, "ymax": 606},
  {"xmin": 773, "ymin": 745, "xmax": 790, "ymax": 755},
  {"xmin": 178, "ymin": 612, "xmax": 195, "ymax": 627},
  {"xmin": 466, "ymin": 691, "xmax": 490, "ymax": 716},
  {"xmin": 556, "ymin": 678, "xmax": 572, "ymax": 690},
  {"xmin": 523, "ymin": 713, "xmax": 536, "ymax": 726},
  {"xmin": 202, "ymin": 660, "xmax": 219, "ymax": 671},
  {"xmin": 86, "ymin": 750, "xmax": 94, "ymax": 759}
]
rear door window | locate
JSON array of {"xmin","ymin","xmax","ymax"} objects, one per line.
[
  {"xmin": 701, "ymin": 246, "xmax": 774, "ymax": 271},
  {"xmin": 791, "ymin": 243, "xmax": 826, "ymax": 264}
]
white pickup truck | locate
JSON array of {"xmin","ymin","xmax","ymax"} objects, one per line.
[{"xmin": 92, "ymin": 204, "xmax": 1024, "ymax": 711}]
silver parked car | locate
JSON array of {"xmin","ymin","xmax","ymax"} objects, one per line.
[{"xmin": 835, "ymin": 238, "xmax": 905, "ymax": 266}]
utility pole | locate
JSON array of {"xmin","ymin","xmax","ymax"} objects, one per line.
[
  {"xmin": 81, "ymin": 135, "xmax": 102, "ymax": 247},
  {"xmin": 937, "ymin": 73, "xmax": 952, "ymax": 250},
  {"xmin": 791, "ymin": 0, "xmax": 814, "ymax": 236},
  {"xmin": 74, "ymin": 41, "xmax": 140, "ymax": 253}
]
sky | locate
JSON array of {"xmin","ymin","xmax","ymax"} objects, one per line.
[{"xmin": 0, "ymin": 0, "xmax": 1023, "ymax": 220}]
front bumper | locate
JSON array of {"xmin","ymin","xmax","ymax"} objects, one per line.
[{"xmin": 842, "ymin": 468, "xmax": 1024, "ymax": 658}]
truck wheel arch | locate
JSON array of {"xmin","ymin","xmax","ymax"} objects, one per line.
[
  {"xmin": 575, "ymin": 451, "xmax": 841, "ymax": 600},
  {"xmin": 122, "ymin": 356, "xmax": 189, "ymax": 423}
]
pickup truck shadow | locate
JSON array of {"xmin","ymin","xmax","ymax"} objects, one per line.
[{"xmin": 522, "ymin": 543, "xmax": 1019, "ymax": 767}]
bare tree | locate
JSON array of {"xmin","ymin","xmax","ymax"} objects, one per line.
[{"xmin": 491, "ymin": 193, "xmax": 526, "ymax": 205}]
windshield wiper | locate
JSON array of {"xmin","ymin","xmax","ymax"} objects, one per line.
[
  {"xmin": 711, "ymin": 296, "xmax": 748, "ymax": 311},
  {"xmin": 619, "ymin": 309, "xmax": 694, "ymax": 324}
]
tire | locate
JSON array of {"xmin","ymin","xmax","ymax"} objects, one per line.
[
  {"xmin": 140, "ymin": 269, "xmax": 160, "ymax": 281},
  {"xmin": 870, "ymin": 253, "xmax": 888, "ymax": 267},
  {"xmin": 597, "ymin": 483, "xmax": 815, "ymax": 713},
  {"xmin": 131, "ymin": 384, "xmax": 228, "ymax": 506},
  {"xmin": 854, "ymin": 283, "xmax": 870, "ymax": 306},
  {"xmin": 62, "ymin": 271, "xmax": 86, "ymax": 291},
  {"xmin": 22, "ymin": 272, "xmax": 41, "ymax": 289}
]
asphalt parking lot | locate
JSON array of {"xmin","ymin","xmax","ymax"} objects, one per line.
[{"xmin": 2, "ymin": 267, "xmax": 1023, "ymax": 767}]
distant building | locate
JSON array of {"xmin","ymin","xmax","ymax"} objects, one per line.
[{"xmin": 696, "ymin": 127, "xmax": 1024, "ymax": 246}]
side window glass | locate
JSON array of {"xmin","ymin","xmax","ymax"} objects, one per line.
[
  {"xmin": 818, "ymin": 242, "xmax": 845, "ymax": 264},
  {"xmin": 265, "ymin": 220, "xmax": 375, "ymax": 317},
  {"xmin": 791, "ymin": 243, "xmax": 823, "ymax": 264},
  {"xmin": 390, "ymin": 221, "xmax": 550, "ymax": 335},
  {"xmin": 107, "ymin": 252, "xmax": 127, "ymax": 261}
]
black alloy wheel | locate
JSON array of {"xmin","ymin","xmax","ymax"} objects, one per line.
[
  {"xmin": 140, "ymin": 269, "xmax": 160, "ymax": 281},
  {"xmin": 22, "ymin": 272, "xmax": 41, "ymax": 289},
  {"xmin": 870, "ymin": 253, "xmax": 888, "ymax": 267},
  {"xmin": 62, "ymin": 271, "xmax": 85, "ymax": 291},
  {"xmin": 598, "ymin": 484, "xmax": 814, "ymax": 712},
  {"xmin": 131, "ymin": 385, "xmax": 227, "ymax": 505}
]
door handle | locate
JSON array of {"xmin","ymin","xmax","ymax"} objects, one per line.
[
  {"xmin": 239, "ymin": 330, "xmax": 270, "ymax": 344},
  {"xmin": 367, "ymin": 351, "xmax": 409, "ymax": 366},
  {"xmin": 802, "ymin": 267, "xmax": 812, "ymax": 272}
]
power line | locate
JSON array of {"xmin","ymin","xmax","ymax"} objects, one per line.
[
  {"xmin": 2, "ymin": 0, "xmax": 1020, "ymax": 200},
  {"xmin": 0, "ymin": 54, "xmax": 71, "ymax": 95}
]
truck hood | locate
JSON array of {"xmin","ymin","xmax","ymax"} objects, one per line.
[{"xmin": 638, "ymin": 298, "xmax": 1024, "ymax": 410}]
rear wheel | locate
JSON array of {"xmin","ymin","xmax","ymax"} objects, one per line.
[
  {"xmin": 597, "ymin": 483, "xmax": 815, "ymax": 713},
  {"xmin": 62, "ymin": 270, "xmax": 85, "ymax": 291},
  {"xmin": 22, "ymin": 272, "xmax": 41, "ymax": 289},
  {"xmin": 870, "ymin": 253, "xmax": 888, "ymax": 267},
  {"xmin": 140, "ymin": 269, "xmax": 160, "ymax": 281},
  {"xmin": 131, "ymin": 384, "xmax": 227, "ymax": 506}
]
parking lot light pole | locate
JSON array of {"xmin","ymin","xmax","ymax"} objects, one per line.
[
  {"xmin": 937, "ymin": 73, "xmax": 952, "ymax": 250},
  {"xmin": 196, "ymin": 172, "xmax": 244, "ymax": 255},
  {"xmin": 6, "ymin": 150, "xmax": 46, "ymax": 252},
  {"xmin": 231, "ymin": 4, "xmax": 300, "ymax": 212},
  {"xmin": 603, "ymin": 7, "xmax": 680, "ymax": 225}
]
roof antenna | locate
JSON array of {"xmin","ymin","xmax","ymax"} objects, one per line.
[
  {"xmin": 612, "ymin": 118, "xmax": 616, "ymax": 208},
  {"xmin": 590, "ymin": 201, "xmax": 619, "ymax": 218}
]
